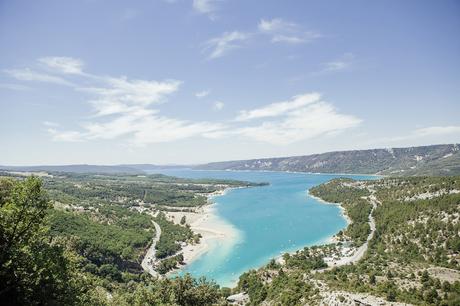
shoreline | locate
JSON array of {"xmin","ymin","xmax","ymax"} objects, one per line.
[
  {"xmin": 307, "ymin": 190, "xmax": 352, "ymax": 226},
  {"xmin": 164, "ymin": 187, "xmax": 241, "ymax": 275},
  {"xmin": 162, "ymin": 175, "xmax": 361, "ymax": 283},
  {"xmin": 274, "ymin": 190, "xmax": 351, "ymax": 265},
  {"xmin": 187, "ymin": 168, "xmax": 384, "ymax": 178},
  {"xmin": 167, "ymin": 184, "xmax": 355, "ymax": 279}
]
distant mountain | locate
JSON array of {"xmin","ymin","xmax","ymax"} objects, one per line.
[
  {"xmin": 3, "ymin": 144, "xmax": 459, "ymax": 176},
  {"xmin": 194, "ymin": 144, "xmax": 460, "ymax": 176},
  {"xmin": 120, "ymin": 164, "xmax": 189, "ymax": 171},
  {"xmin": 0, "ymin": 164, "xmax": 142, "ymax": 174}
]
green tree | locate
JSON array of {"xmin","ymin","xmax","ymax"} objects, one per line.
[{"xmin": 0, "ymin": 177, "xmax": 81, "ymax": 305}]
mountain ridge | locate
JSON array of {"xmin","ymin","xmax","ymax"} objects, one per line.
[
  {"xmin": 2, "ymin": 143, "xmax": 459, "ymax": 176},
  {"xmin": 194, "ymin": 143, "xmax": 460, "ymax": 176}
]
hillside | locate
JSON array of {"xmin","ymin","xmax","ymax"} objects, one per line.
[
  {"xmin": 0, "ymin": 172, "xmax": 261, "ymax": 305},
  {"xmin": 236, "ymin": 176, "xmax": 460, "ymax": 305},
  {"xmin": 1, "ymin": 171, "xmax": 459, "ymax": 305},
  {"xmin": 195, "ymin": 144, "xmax": 460, "ymax": 176}
]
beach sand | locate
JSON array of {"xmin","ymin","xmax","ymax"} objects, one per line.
[{"xmin": 165, "ymin": 188, "xmax": 240, "ymax": 269}]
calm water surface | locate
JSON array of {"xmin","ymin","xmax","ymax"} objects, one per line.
[{"xmin": 150, "ymin": 169, "xmax": 374, "ymax": 287}]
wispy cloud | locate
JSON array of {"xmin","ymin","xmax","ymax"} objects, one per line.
[
  {"xmin": 195, "ymin": 90, "xmax": 210, "ymax": 98},
  {"xmin": 258, "ymin": 18, "xmax": 297, "ymax": 33},
  {"xmin": 4, "ymin": 57, "xmax": 225, "ymax": 146},
  {"xmin": 47, "ymin": 128, "xmax": 84, "ymax": 142},
  {"xmin": 80, "ymin": 76, "xmax": 182, "ymax": 116},
  {"xmin": 39, "ymin": 56, "xmax": 84, "ymax": 74},
  {"xmin": 65, "ymin": 75, "xmax": 225, "ymax": 145},
  {"xmin": 4, "ymin": 68, "xmax": 74, "ymax": 86},
  {"xmin": 207, "ymin": 93, "xmax": 361, "ymax": 145},
  {"xmin": 370, "ymin": 125, "xmax": 460, "ymax": 145},
  {"xmin": 258, "ymin": 18, "xmax": 321, "ymax": 44},
  {"xmin": 201, "ymin": 18, "xmax": 319, "ymax": 60},
  {"xmin": 204, "ymin": 31, "xmax": 250, "ymax": 59},
  {"xmin": 414, "ymin": 126, "xmax": 460, "ymax": 137},
  {"xmin": 5, "ymin": 58, "xmax": 363, "ymax": 148},
  {"xmin": 319, "ymin": 53, "xmax": 354, "ymax": 73},
  {"xmin": 213, "ymin": 101, "xmax": 224, "ymax": 110},
  {"xmin": 193, "ymin": 0, "xmax": 222, "ymax": 19},
  {"xmin": 233, "ymin": 94, "xmax": 361, "ymax": 145},
  {"xmin": 236, "ymin": 93, "xmax": 321, "ymax": 121}
]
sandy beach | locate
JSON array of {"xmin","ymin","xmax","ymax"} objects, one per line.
[{"xmin": 164, "ymin": 188, "xmax": 240, "ymax": 270}]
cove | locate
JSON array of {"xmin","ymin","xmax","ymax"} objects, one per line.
[{"xmin": 150, "ymin": 169, "xmax": 375, "ymax": 287}]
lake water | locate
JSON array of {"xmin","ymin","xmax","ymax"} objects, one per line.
[{"xmin": 150, "ymin": 169, "xmax": 374, "ymax": 287}]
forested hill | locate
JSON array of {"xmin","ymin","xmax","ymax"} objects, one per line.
[{"xmin": 195, "ymin": 144, "xmax": 460, "ymax": 176}]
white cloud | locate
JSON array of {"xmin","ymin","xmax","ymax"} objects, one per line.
[
  {"xmin": 236, "ymin": 93, "xmax": 321, "ymax": 121},
  {"xmin": 193, "ymin": 0, "xmax": 221, "ymax": 16},
  {"xmin": 195, "ymin": 90, "xmax": 210, "ymax": 98},
  {"xmin": 26, "ymin": 60, "xmax": 224, "ymax": 145},
  {"xmin": 39, "ymin": 56, "xmax": 84, "ymax": 74},
  {"xmin": 271, "ymin": 32, "xmax": 320, "ymax": 44},
  {"xmin": 47, "ymin": 128, "xmax": 84, "ymax": 142},
  {"xmin": 204, "ymin": 31, "xmax": 249, "ymax": 59},
  {"xmin": 271, "ymin": 35, "xmax": 305, "ymax": 44},
  {"xmin": 4, "ymin": 68, "xmax": 73, "ymax": 86},
  {"xmin": 414, "ymin": 126, "xmax": 460, "ymax": 137},
  {"xmin": 6, "ymin": 57, "xmax": 364, "ymax": 148},
  {"xmin": 320, "ymin": 53, "xmax": 354, "ymax": 73},
  {"xmin": 72, "ymin": 75, "xmax": 223, "ymax": 145},
  {"xmin": 258, "ymin": 18, "xmax": 296, "ymax": 33},
  {"xmin": 200, "ymin": 18, "xmax": 320, "ymax": 60},
  {"xmin": 221, "ymin": 93, "xmax": 360, "ymax": 145},
  {"xmin": 128, "ymin": 117, "xmax": 223, "ymax": 145},
  {"xmin": 213, "ymin": 101, "xmax": 224, "ymax": 110},
  {"xmin": 258, "ymin": 18, "xmax": 321, "ymax": 44},
  {"xmin": 234, "ymin": 100, "xmax": 361, "ymax": 145},
  {"xmin": 81, "ymin": 76, "xmax": 182, "ymax": 112},
  {"xmin": 5, "ymin": 57, "xmax": 226, "ymax": 146},
  {"xmin": 370, "ymin": 125, "xmax": 460, "ymax": 145}
]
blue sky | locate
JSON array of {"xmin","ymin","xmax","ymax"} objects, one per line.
[{"xmin": 1, "ymin": 0, "xmax": 459, "ymax": 165}]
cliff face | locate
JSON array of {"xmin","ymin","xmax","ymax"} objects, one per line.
[{"xmin": 195, "ymin": 144, "xmax": 460, "ymax": 176}]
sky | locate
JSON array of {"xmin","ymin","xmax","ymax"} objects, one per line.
[{"xmin": 0, "ymin": 0, "xmax": 459, "ymax": 165}]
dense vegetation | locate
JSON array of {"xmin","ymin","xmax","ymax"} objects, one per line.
[
  {"xmin": 0, "ymin": 177, "xmax": 85, "ymax": 305},
  {"xmin": 48, "ymin": 209, "xmax": 153, "ymax": 275},
  {"xmin": 235, "ymin": 176, "xmax": 460, "ymax": 305},
  {"xmin": 317, "ymin": 177, "xmax": 460, "ymax": 305},
  {"xmin": 0, "ymin": 176, "xmax": 235, "ymax": 305},
  {"xmin": 3, "ymin": 170, "xmax": 459, "ymax": 305},
  {"xmin": 154, "ymin": 212, "xmax": 194, "ymax": 259},
  {"xmin": 310, "ymin": 179, "xmax": 372, "ymax": 245}
]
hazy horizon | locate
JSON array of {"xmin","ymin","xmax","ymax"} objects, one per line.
[{"xmin": 1, "ymin": 141, "xmax": 458, "ymax": 167}]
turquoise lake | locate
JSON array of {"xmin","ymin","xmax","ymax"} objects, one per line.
[{"xmin": 151, "ymin": 169, "xmax": 374, "ymax": 287}]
